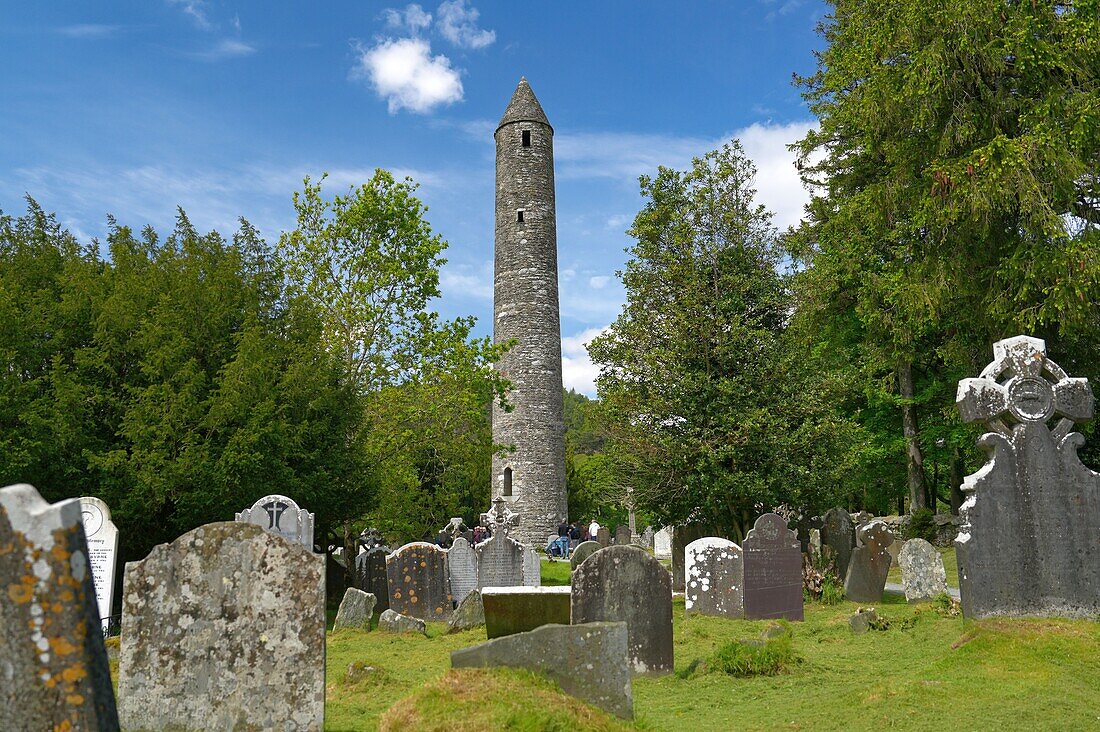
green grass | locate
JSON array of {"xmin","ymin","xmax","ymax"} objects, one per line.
[{"xmin": 886, "ymin": 546, "xmax": 960, "ymax": 588}]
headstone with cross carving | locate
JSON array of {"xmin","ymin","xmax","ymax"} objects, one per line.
[
  {"xmin": 843, "ymin": 520, "xmax": 894, "ymax": 603},
  {"xmin": 955, "ymin": 335, "xmax": 1100, "ymax": 619},
  {"xmin": 235, "ymin": 494, "xmax": 315, "ymax": 550}
]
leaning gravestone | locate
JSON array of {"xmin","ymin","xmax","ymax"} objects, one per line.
[
  {"xmin": 596, "ymin": 526, "xmax": 611, "ymax": 547},
  {"xmin": 955, "ymin": 335, "xmax": 1100, "ymax": 618},
  {"xmin": 743, "ymin": 513, "xmax": 804, "ymax": 621},
  {"xmin": 452, "ymin": 622, "xmax": 632, "ymax": 720},
  {"xmin": 235, "ymin": 493, "xmax": 315, "ymax": 550},
  {"xmin": 653, "ymin": 527, "xmax": 672, "ymax": 559},
  {"xmin": 843, "ymin": 520, "xmax": 895, "ymax": 603},
  {"xmin": 0, "ymin": 484, "xmax": 120, "ymax": 731},
  {"xmin": 118, "ymin": 521, "xmax": 324, "ymax": 731},
  {"xmin": 820, "ymin": 507, "xmax": 855, "ymax": 580},
  {"xmin": 899, "ymin": 539, "xmax": 949, "ymax": 603},
  {"xmin": 355, "ymin": 546, "xmax": 390, "ymax": 612},
  {"xmin": 79, "ymin": 495, "xmax": 120, "ymax": 632},
  {"xmin": 684, "ymin": 537, "xmax": 744, "ymax": 618},
  {"xmin": 571, "ymin": 545, "xmax": 673, "ymax": 675},
  {"xmin": 522, "ymin": 545, "xmax": 542, "ymax": 586},
  {"xmin": 570, "ymin": 540, "xmax": 601, "ymax": 570},
  {"xmin": 386, "ymin": 542, "xmax": 452, "ymax": 622},
  {"xmin": 447, "ymin": 537, "xmax": 478, "ymax": 604},
  {"xmin": 614, "ymin": 524, "xmax": 631, "ymax": 545},
  {"xmin": 333, "ymin": 588, "xmax": 376, "ymax": 631},
  {"xmin": 447, "ymin": 589, "xmax": 485, "ymax": 633}
]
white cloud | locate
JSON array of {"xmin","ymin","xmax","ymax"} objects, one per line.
[
  {"xmin": 735, "ymin": 121, "xmax": 815, "ymax": 230},
  {"xmin": 56, "ymin": 24, "xmax": 124, "ymax": 39},
  {"xmin": 352, "ymin": 37, "xmax": 463, "ymax": 114},
  {"xmin": 188, "ymin": 38, "xmax": 256, "ymax": 61},
  {"xmin": 436, "ymin": 0, "xmax": 495, "ymax": 49},
  {"xmin": 382, "ymin": 4, "xmax": 433, "ymax": 34},
  {"xmin": 605, "ymin": 213, "xmax": 631, "ymax": 231},
  {"xmin": 589, "ymin": 275, "xmax": 610, "ymax": 289},
  {"xmin": 561, "ymin": 327, "xmax": 608, "ymax": 396},
  {"xmin": 167, "ymin": 0, "xmax": 212, "ymax": 30},
  {"xmin": 439, "ymin": 260, "xmax": 493, "ymax": 301}
]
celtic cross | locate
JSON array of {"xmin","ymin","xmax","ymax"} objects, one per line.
[{"xmin": 480, "ymin": 496, "xmax": 519, "ymax": 537}]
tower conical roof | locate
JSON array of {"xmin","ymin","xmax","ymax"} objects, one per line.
[{"xmin": 497, "ymin": 77, "xmax": 552, "ymax": 133}]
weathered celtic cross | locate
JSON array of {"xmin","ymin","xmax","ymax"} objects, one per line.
[{"xmin": 480, "ymin": 496, "xmax": 519, "ymax": 537}]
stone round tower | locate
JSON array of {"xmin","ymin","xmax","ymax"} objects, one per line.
[{"xmin": 492, "ymin": 78, "xmax": 568, "ymax": 547}]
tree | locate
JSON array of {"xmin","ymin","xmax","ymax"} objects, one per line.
[{"xmin": 789, "ymin": 0, "xmax": 1100, "ymax": 512}]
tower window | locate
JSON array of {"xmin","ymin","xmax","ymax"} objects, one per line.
[
  {"xmin": 521, "ymin": 130, "xmax": 531, "ymax": 147},
  {"xmin": 503, "ymin": 467, "xmax": 513, "ymax": 497},
  {"xmin": 516, "ymin": 209, "xmax": 525, "ymax": 223}
]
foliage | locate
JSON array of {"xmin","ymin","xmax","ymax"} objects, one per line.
[
  {"xmin": 905, "ymin": 507, "xmax": 937, "ymax": 543},
  {"xmin": 803, "ymin": 550, "xmax": 845, "ymax": 605},
  {"xmin": 703, "ymin": 632, "xmax": 801, "ymax": 678}
]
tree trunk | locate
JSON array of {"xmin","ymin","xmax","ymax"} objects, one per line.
[
  {"xmin": 343, "ymin": 521, "xmax": 357, "ymax": 591},
  {"xmin": 897, "ymin": 360, "xmax": 928, "ymax": 513},
  {"xmin": 949, "ymin": 447, "xmax": 965, "ymax": 515}
]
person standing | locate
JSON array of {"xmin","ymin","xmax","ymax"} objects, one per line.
[{"xmin": 588, "ymin": 519, "xmax": 600, "ymax": 542}]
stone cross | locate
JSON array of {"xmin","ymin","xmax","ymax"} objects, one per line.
[{"xmin": 480, "ymin": 497, "xmax": 519, "ymax": 538}]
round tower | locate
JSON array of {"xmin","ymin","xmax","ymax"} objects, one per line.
[{"xmin": 492, "ymin": 78, "xmax": 568, "ymax": 547}]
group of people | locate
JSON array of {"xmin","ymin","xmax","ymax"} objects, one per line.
[
  {"xmin": 424, "ymin": 522, "xmax": 493, "ymax": 549},
  {"xmin": 545, "ymin": 519, "xmax": 606, "ymax": 559}
]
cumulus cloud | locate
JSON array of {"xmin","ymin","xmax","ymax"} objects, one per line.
[
  {"xmin": 561, "ymin": 327, "xmax": 607, "ymax": 396},
  {"xmin": 352, "ymin": 37, "xmax": 463, "ymax": 114},
  {"xmin": 382, "ymin": 4, "xmax": 433, "ymax": 34},
  {"xmin": 437, "ymin": 0, "xmax": 495, "ymax": 49}
]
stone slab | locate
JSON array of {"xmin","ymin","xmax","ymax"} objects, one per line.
[
  {"xmin": 482, "ymin": 585, "xmax": 571, "ymax": 638},
  {"xmin": 334, "ymin": 588, "xmax": 376, "ymax": 631},
  {"xmin": 743, "ymin": 513, "xmax": 804, "ymax": 621},
  {"xmin": 379, "ymin": 608, "xmax": 426, "ymax": 635},
  {"xmin": 118, "ymin": 521, "xmax": 324, "ymax": 731},
  {"xmin": 821, "ymin": 507, "xmax": 855, "ymax": 580},
  {"xmin": 684, "ymin": 537, "xmax": 744, "ymax": 618},
  {"xmin": 452, "ymin": 622, "xmax": 633, "ymax": 720},
  {"xmin": 596, "ymin": 526, "xmax": 611, "ymax": 547},
  {"xmin": 0, "ymin": 483, "xmax": 119, "ymax": 731},
  {"xmin": 672, "ymin": 524, "xmax": 717, "ymax": 592},
  {"xmin": 447, "ymin": 589, "xmax": 485, "ymax": 633},
  {"xmin": 614, "ymin": 525, "xmax": 631, "ymax": 545},
  {"xmin": 386, "ymin": 542, "xmax": 452, "ymax": 622}
]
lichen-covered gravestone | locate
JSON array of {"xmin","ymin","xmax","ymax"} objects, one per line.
[
  {"xmin": 386, "ymin": 542, "xmax": 453, "ymax": 621},
  {"xmin": 743, "ymin": 513, "xmax": 804, "ymax": 621},
  {"xmin": 571, "ymin": 545, "xmax": 673, "ymax": 675},
  {"xmin": 0, "ymin": 484, "xmax": 119, "ymax": 731},
  {"xmin": 333, "ymin": 588, "xmax": 376, "ymax": 631},
  {"xmin": 684, "ymin": 537, "xmax": 744, "ymax": 618},
  {"xmin": 235, "ymin": 493, "xmax": 315, "ymax": 550},
  {"xmin": 118, "ymin": 521, "xmax": 325, "ymax": 731},
  {"xmin": 899, "ymin": 539, "xmax": 948, "ymax": 603},
  {"xmin": 955, "ymin": 336, "xmax": 1100, "ymax": 618},
  {"xmin": 447, "ymin": 537, "xmax": 478, "ymax": 603},
  {"xmin": 447, "ymin": 589, "xmax": 485, "ymax": 633},
  {"xmin": 79, "ymin": 496, "xmax": 119, "ymax": 633},
  {"xmin": 570, "ymin": 540, "xmax": 601, "ymax": 570},
  {"xmin": 843, "ymin": 520, "xmax": 894, "ymax": 603},
  {"xmin": 482, "ymin": 586, "xmax": 571, "ymax": 638},
  {"xmin": 355, "ymin": 546, "xmax": 390, "ymax": 612},
  {"xmin": 820, "ymin": 507, "xmax": 855, "ymax": 580}
]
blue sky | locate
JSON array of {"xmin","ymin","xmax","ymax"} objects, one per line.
[{"xmin": 0, "ymin": 1, "xmax": 826, "ymax": 394}]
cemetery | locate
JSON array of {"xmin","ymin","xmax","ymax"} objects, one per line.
[{"xmin": 1, "ymin": 2, "xmax": 1098, "ymax": 730}]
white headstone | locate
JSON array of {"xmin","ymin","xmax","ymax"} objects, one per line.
[
  {"xmin": 235, "ymin": 494, "xmax": 314, "ymax": 549},
  {"xmin": 653, "ymin": 527, "xmax": 672, "ymax": 559},
  {"xmin": 523, "ymin": 545, "xmax": 542, "ymax": 587},
  {"xmin": 79, "ymin": 496, "xmax": 119, "ymax": 632},
  {"xmin": 448, "ymin": 537, "xmax": 479, "ymax": 603}
]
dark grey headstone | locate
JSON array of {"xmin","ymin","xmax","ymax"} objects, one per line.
[
  {"xmin": 452, "ymin": 622, "xmax": 633, "ymax": 720},
  {"xmin": 570, "ymin": 540, "xmax": 601, "ymax": 570},
  {"xmin": 743, "ymin": 513, "xmax": 804, "ymax": 621},
  {"xmin": 482, "ymin": 586, "xmax": 571, "ymax": 638},
  {"xmin": 614, "ymin": 524, "xmax": 631, "ymax": 545},
  {"xmin": 843, "ymin": 520, "xmax": 894, "ymax": 603},
  {"xmin": 355, "ymin": 547, "xmax": 390, "ymax": 612},
  {"xmin": 596, "ymin": 526, "xmax": 611, "ymax": 547},
  {"xmin": 684, "ymin": 537, "xmax": 744, "ymax": 618},
  {"xmin": 386, "ymin": 541, "xmax": 453, "ymax": 622},
  {"xmin": 476, "ymin": 534, "xmax": 524, "ymax": 589},
  {"xmin": 571, "ymin": 545, "xmax": 673, "ymax": 675},
  {"xmin": 955, "ymin": 336, "xmax": 1100, "ymax": 619},
  {"xmin": 0, "ymin": 484, "xmax": 119, "ymax": 731},
  {"xmin": 447, "ymin": 537, "xmax": 478, "ymax": 603},
  {"xmin": 118, "ymin": 521, "xmax": 325, "ymax": 731},
  {"xmin": 672, "ymin": 524, "xmax": 718, "ymax": 591},
  {"xmin": 820, "ymin": 507, "xmax": 855, "ymax": 579}
]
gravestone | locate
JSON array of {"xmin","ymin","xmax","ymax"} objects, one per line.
[
  {"xmin": 355, "ymin": 546, "xmax": 390, "ymax": 612},
  {"xmin": 333, "ymin": 588, "xmax": 376, "ymax": 631},
  {"xmin": 452, "ymin": 622, "xmax": 633, "ymax": 720},
  {"xmin": 571, "ymin": 545, "xmax": 673, "ymax": 675},
  {"xmin": 447, "ymin": 537, "xmax": 478, "ymax": 603},
  {"xmin": 955, "ymin": 335, "xmax": 1100, "ymax": 618},
  {"xmin": 899, "ymin": 539, "xmax": 948, "ymax": 603},
  {"xmin": 118, "ymin": 521, "xmax": 324, "ymax": 731},
  {"xmin": 614, "ymin": 524, "xmax": 631, "ymax": 545},
  {"xmin": 596, "ymin": 526, "xmax": 611, "ymax": 547},
  {"xmin": 477, "ymin": 535, "xmax": 525, "ymax": 588},
  {"xmin": 482, "ymin": 586, "xmax": 571, "ymax": 638},
  {"xmin": 684, "ymin": 537, "xmax": 744, "ymax": 618},
  {"xmin": 379, "ymin": 608, "xmax": 426, "ymax": 635},
  {"xmin": 820, "ymin": 507, "xmax": 855, "ymax": 579},
  {"xmin": 653, "ymin": 527, "xmax": 672, "ymax": 559},
  {"xmin": 743, "ymin": 513, "xmax": 804, "ymax": 621},
  {"xmin": 570, "ymin": 540, "xmax": 601, "ymax": 570},
  {"xmin": 0, "ymin": 484, "xmax": 119, "ymax": 731},
  {"xmin": 79, "ymin": 495, "xmax": 120, "ymax": 632},
  {"xmin": 235, "ymin": 494, "xmax": 315, "ymax": 550},
  {"xmin": 522, "ymin": 545, "xmax": 542, "ymax": 586},
  {"xmin": 809, "ymin": 528, "xmax": 822, "ymax": 557},
  {"xmin": 386, "ymin": 542, "xmax": 453, "ymax": 622},
  {"xmin": 638, "ymin": 526, "xmax": 655, "ymax": 549},
  {"xmin": 447, "ymin": 589, "xmax": 485, "ymax": 633},
  {"xmin": 672, "ymin": 524, "xmax": 715, "ymax": 591},
  {"xmin": 843, "ymin": 520, "xmax": 895, "ymax": 603}
]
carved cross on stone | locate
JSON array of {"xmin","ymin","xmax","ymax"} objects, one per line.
[
  {"xmin": 480, "ymin": 496, "xmax": 519, "ymax": 537},
  {"xmin": 956, "ymin": 335, "xmax": 1094, "ymax": 442}
]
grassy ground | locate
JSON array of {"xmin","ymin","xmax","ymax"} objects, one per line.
[{"xmin": 886, "ymin": 546, "xmax": 960, "ymax": 587}]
